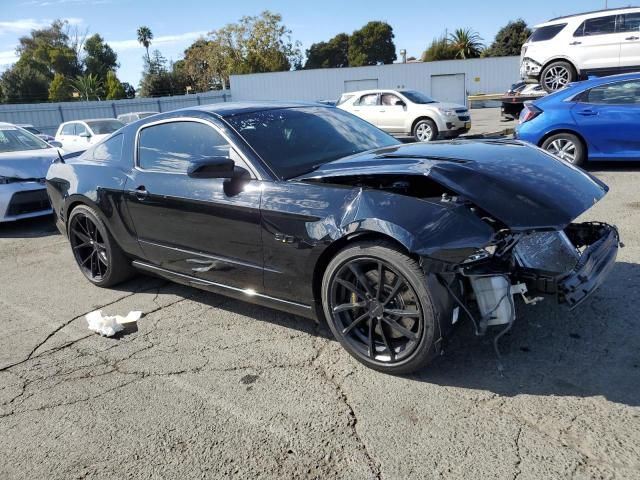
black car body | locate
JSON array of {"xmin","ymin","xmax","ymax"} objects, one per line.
[{"xmin": 46, "ymin": 103, "xmax": 619, "ymax": 374}]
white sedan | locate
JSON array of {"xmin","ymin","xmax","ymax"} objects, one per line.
[
  {"xmin": 337, "ymin": 89, "xmax": 470, "ymax": 142},
  {"xmin": 0, "ymin": 123, "xmax": 62, "ymax": 222},
  {"xmin": 55, "ymin": 119, "xmax": 124, "ymax": 153}
]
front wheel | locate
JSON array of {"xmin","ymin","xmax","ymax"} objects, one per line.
[
  {"xmin": 541, "ymin": 133, "xmax": 586, "ymax": 166},
  {"xmin": 413, "ymin": 119, "xmax": 438, "ymax": 142},
  {"xmin": 540, "ymin": 61, "xmax": 577, "ymax": 93},
  {"xmin": 68, "ymin": 205, "xmax": 134, "ymax": 287},
  {"xmin": 321, "ymin": 241, "xmax": 439, "ymax": 374}
]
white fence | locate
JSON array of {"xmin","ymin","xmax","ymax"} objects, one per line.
[
  {"xmin": 231, "ymin": 56, "xmax": 520, "ymax": 106},
  {"xmin": 0, "ymin": 90, "xmax": 231, "ymax": 135}
]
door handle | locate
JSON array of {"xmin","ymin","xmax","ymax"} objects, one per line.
[
  {"xmin": 577, "ymin": 109, "xmax": 598, "ymax": 116},
  {"xmin": 626, "ymin": 36, "xmax": 639, "ymax": 40},
  {"xmin": 569, "ymin": 41, "xmax": 582, "ymax": 45},
  {"xmin": 128, "ymin": 185, "xmax": 149, "ymax": 201}
]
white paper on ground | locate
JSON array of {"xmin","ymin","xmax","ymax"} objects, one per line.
[{"xmin": 85, "ymin": 310, "xmax": 143, "ymax": 337}]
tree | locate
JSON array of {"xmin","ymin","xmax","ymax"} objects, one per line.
[
  {"xmin": 122, "ymin": 82, "xmax": 135, "ymax": 98},
  {"xmin": 0, "ymin": 64, "xmax": 49, "ymax": 103},
  {"xmin": 182, "ymin": 39, "xmax": 223, "ymax": 92},
  {"xmin": 48, "ymin": 72, "xmax": 73, "ymax": 101},
  {"xmin": 448, "ymin": 28, "xmax": 484, "ymax": 59},
  {"xmin": 305, "ymin": 33, "xmax": 349, "ymax": 69},
  {"xmin": 105, "ymin": 70, "xmax": 125, "ymax": 99},
  {"xmin": 421, "ymin": 35, "xmax": 456, "ymax": 62},
  {"xmin": 139, "ymin": 50, "xmax": 188, "ymax": 97},
  {"xmin": 484, "ymin": 19, "xmax": 531, "ymax": 57},
  {"xmin": 348, "ymin": 21, "xmax": 396, "ymax": 66},
  {"xmin": 137, "ymin": 26, "xmax": 153, "ymax": 62},
  {"xmin": 84, "ymin": 34, "xmax": 119, "ymax": 80},
  {"xmin": 71, "ymin": 73, "xmax": 104, "ymax": 101}
]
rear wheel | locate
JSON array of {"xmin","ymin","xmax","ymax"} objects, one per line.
[
  {"xmin": 413, "ymin": 119, "xmax": 438, "ymax": 142},
  {"xmin": 321, "ymin": 241, "xmax": 439, "ymax": 374},
  {"xmin": 540, "ymin": 61, "xmax": 577, "ymax": 93},
  {"xmin": 541, "ymin": 133, "xmax": 586, "ymax": 166},
  {"xmin": 68, "ymin": 205, "xmax": 133, "ymax": 287}
]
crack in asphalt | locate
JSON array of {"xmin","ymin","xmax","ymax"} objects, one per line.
[
  {"xmin": 513, "ymin": 425, "xmax": 523, "ymax": 480},
  {"xmin": 310, "ymin": 332, "xmax": 383, "ymax": 480}
]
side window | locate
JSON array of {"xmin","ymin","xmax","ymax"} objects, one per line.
[
  {"xmin": 381, "ymin": 93, "xmax": 403, "ymax": 106},
  {"xmin": 138, "ymin": 121, "xmax": 232, "ymax": 173},
  {"xmin": 92, "ymin": 134, "xmax": 124, "ymax": 164},
  {"xmin": 584, "ymin": 80, "xmax": 640, "ymax": 104},
  {"xmin": 75, "ymin": 123, "xmax": 88, "ymax": 136},
  {"xmin": 618, "ymin": 13, "xmax": 640, "ymax": 32},
  {"xmin": 61, "ymin": 123, "xmax": 75, "ymax": 135},
  {"xmin": 575, "ymin": 15, "xmax": 617, "ymax": 37},
  {"xmin": 357, "ymin": 93, "xmax": 378, "ymax": 106}
]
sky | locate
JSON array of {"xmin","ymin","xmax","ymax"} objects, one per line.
[{"xmin": 0, "ymin": 0, "xmax": 632, "ymax": 88}]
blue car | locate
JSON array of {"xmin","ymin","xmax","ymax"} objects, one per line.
[{"xmin": 515, "ymin": 73, "xmax": 640, "ymax": 166}]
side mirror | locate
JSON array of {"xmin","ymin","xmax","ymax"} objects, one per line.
[
  {"xmin": 48, "ymin": 140, "xmax": 63, "ymax": 148},
  {"xmin": 394, "ymin": 100, "xmax": 406, "ymax": 107},
  {"xmin": 188, "ymin": 156, "xmax": 250, "ymax": 180},
  {"xmin": 79, "ymin": 131, "xmax": 91, "ymax": 138}
]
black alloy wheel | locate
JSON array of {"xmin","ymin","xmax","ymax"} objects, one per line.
[
  {"xmin": 322, "ymin": 241, "xmax": 438, "ymax": 374},
  {"xmin": 68, "ymin": 205, "xmax": 133, "ymax": 287}
]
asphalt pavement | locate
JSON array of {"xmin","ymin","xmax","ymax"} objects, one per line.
[{"xmin": 0, "ymin": 140, "xmax": 639, "ymax": 478}]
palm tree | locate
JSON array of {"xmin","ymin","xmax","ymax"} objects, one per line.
[
  {"xmin": 137, "ymin": 26, "xmax": 153, "ymax": 62},
  {"xmin": 449, "ymin": 28, "xmax": 484, "ymax": 59},
  {"xmin": 71, "ymin": 74, "xmax": 104, "ymax": 101}
]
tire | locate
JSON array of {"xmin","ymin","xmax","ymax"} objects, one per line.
[
  {"xmin": 540, "ymin": 61, "xmax": 577, "ymax": 93},
  {"xmin": 321, "ymin": 240, "xmax": 440, "ymax": 375},
  {"xmin": 541, "ymin": 133, "xmax": 586, "ymax": 166},
  {"xmin": 413, "ymin": 118, "xmax": 438, "ymax": 142},
  {"xmin": 68, "ymin": 205, "xmax": 134, "ymax": 287}
]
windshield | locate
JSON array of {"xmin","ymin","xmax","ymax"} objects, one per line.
[
  {"xmin": 86, "ymin": 119, "xmax": 124, "ymax": 135},
  {"xmin": 529, "ymin": 23, "xmax": 566, "ymax": 42},
  {"xmin": 226, "ymin": 106, "xmax": 399, "ymax": 179},
  {"xmin": 22, "ymin": 126, "xmax": 42, "ymax": 135},
  {"xmin": 0, "ymin": 127, "xmax": 51, "ymax": 153},
  {"xmin": 400, "ymin": 90, "xmax": 436, "ymax": 104}
]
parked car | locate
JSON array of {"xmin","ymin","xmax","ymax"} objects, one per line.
[
  {"xmin": 500, "ymin": 82, "xmax": 546, "ymax": 119},
  {"xmin": 520, "ymin": 6, "xmax": 640, "ymax": 92},
  {"xmin": 515, "ymin": 73, "xmax": 640, "ymax": 165},
  {"xmin": 337, "ymin": 89, "xmax": 470, "ymax": 142},
  {"xmin": 117, "ymin": 111, "xmax": 158, "ymax": 124},
  {"xmin": 46, "ymin": 103, "xmax": 619, "ymax": 374},
  {"xmin": 16, "ymin": 124, "xmax": 56, "ymax": 143},
  {"xmin": 0, "ymin": 122, "xmax": 63, "ymax": 222},
  {"xmin": 55, "ymin": 119, "xmax": 124, "ymax": 153}
]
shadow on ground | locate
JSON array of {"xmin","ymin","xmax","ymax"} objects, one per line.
[{"xmin": 0, "ymin": 214, "xmax": 58, "ymax": 238}]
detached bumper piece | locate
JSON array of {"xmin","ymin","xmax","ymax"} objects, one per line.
[{"xmin": 516, "ymin": 223, "xmax": 620, "ymax": 309}]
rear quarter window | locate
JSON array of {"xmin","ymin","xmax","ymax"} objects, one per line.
[
  {"xmin": 529, "ymin": 23, "xmax": 567, "ymax": 42},
  {"xmin": 89, "ymin": 134, "xmax": 125, "ymax": 166}
]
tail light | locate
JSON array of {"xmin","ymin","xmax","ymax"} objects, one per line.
[{"xmin": 519, "ymin": 103, "xmax": 542, "ymax": 124}]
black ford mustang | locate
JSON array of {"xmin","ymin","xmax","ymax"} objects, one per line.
[{"xmin": 46, "ymin": 102, "xmax": 619, "ymax": 374}]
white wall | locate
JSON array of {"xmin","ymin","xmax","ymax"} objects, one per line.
[{"xmin": 230, "ymin": 56, "xmax": 520, "ymax": 103}]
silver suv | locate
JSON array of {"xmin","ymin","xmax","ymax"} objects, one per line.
[{"xmin": 337, "ymin": 89, "xmax": 470, "ymax": 142}]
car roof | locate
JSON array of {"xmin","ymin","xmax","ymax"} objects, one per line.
[
  {"xmin": 0, "ymin": 122, "xmax": 19, "ymax": 128},
  {"xmin": 537, "ymin": 6, "xmax": 640, "ymax": 27},
  {"xmin": 340, "ymin": 89, "xmax": 402, "ymax": 96},
  {"xmin": 170, "ymin": 101, "xmax": 331, "ymax": 118},
  {"xmin": 61, "ymin": 118, "xmax": 121, "ymax": 124}
]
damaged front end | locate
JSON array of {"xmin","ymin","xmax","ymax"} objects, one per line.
[{"xmin": 450, "ymin": 222, "xmax": 620, "ymax": 336}]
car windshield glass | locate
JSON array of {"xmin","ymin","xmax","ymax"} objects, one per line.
[
  {"xmin": 530, "ymin": 23, "xmax": 566, "ymax": 41},
  {"xmin": 226, "ymin": 106, "xmax": 399, "ymax": 179},
  {"xmin": 400, "ymin": 90, "xmax": 435, "ymax": 104},
  {"xmin": 86, "ymin": 120, "xmax": 124, "ymax": 135},
  {"xmin": 0, "ymin": 127, "xmax": 50, "ymax": 152}
]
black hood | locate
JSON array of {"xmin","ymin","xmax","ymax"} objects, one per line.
[{"xmin": 299, "ymin": 140, "xmax": 608, "ymax": 231}]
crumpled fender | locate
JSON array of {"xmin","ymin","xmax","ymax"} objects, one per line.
[{"xmin": 336, "ymin": 189, "xmax": 494, "ymax": 262}]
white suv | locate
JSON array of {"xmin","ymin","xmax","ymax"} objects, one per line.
[
  {"xmin": 55, "ymin": 119, "xmax": 124, "ymax": 153},
  {"xmin": 337, "ymin": 89, "xmax": 470, "ymax": 142},
  {"xmin": 521, "ymin": 7, "xmax": 640, "ymax": 92}
]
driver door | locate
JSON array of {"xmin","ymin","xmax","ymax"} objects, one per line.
[
  {"xmin": 124, "ymin": 118, "xmax": 264, "ymax": 291},
  {"xmin": 377, "ymin": 93, "xmax": 407, "ymax": 133}
]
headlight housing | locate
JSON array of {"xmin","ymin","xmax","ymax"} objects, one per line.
[{"xmin": 437, "ymin": 108, "xmax": 457, "ymax": 116}]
